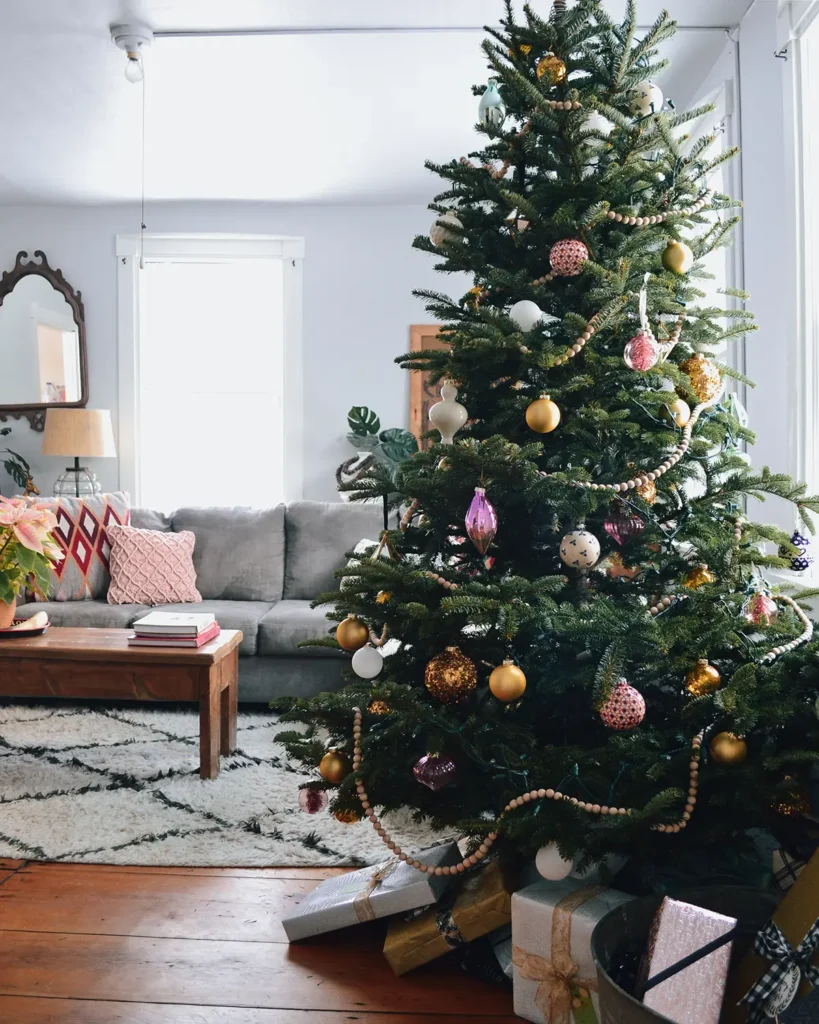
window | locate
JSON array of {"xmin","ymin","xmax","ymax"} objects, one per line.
[{"xmin": 117, "ymin": 235, "xmax": 304, "ymax": 511}]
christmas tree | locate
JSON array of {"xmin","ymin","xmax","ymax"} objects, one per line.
[{"xmin": 277, "ymin": 0, "xmax": 819, "ymax": 884}]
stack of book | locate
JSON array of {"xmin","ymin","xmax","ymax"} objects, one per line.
[{"xmin": 128, "ymin": 612, "xmax": 220, "ymax": 648}]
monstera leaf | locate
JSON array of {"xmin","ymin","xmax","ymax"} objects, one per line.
[
  {"xmin": 378, "ymin": 428, "xmax": 418, "ymax": 465},
  {"xmin": 347, "ymin": 406, "xmax": 381, "ymax": 438}
]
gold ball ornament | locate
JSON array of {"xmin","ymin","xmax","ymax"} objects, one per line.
[
  {"xmin": 319, "ymin": 749, "xmax": 351, "ymax": 784},
  {"xmin": 679, "ymin": 353, "xmax": 722, "ymax": 403},
  {"xmin": 334, "ymin": 808, "xmax": 361, "ymax": 824},
  {"xmin": 663, "ymin": 398, "xmax": 691, "ymax": 428},
  {"xmin": 685, "ymin": 659, "xmax": 721, "ymax": 696},
  {"xmin": 489, "ymin": 660, "xmax": 527, "ymax": 702},
  {"xmin": 709, "ymin": 731, "xmax": 748, "ymax": 764},
  {"xmin": 336, "ymin": 615, "xmax": 369, "ymax": 652},
  {"xmin": 526, "ymin": 395, "xmax": 561, "ymax": 434},
  {"xmin": 662, "ymin": 240, "xmax": 695, "ymax": 275},
  {"xmin": 684, "ymin": 564, "xmax": 716, "ymax": 590},
  {"xmin": 375, "ymin": 591, "xmax": 391, "ymax": 605},
  {"xmin": 368, "ymin": 699, "xmax": 391, "ymax": 715},
  {"xmin": 465, "ymin": 285, "xmax": 487, "ymax": 309},
  {"xmin": 628, "ymin": 464, "xmax": 657, "ymax": 504},
  {"xmin": 425, "ymin": 646, "xmax": 478, "ymax": 704},
  {"xmin": 537, "ymin": 53, "xmax": 567, "ymax": 84}
]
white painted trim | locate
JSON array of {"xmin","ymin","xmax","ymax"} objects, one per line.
[{"xmin": 115, "ymin": 233, "xmax": 305, "ymax": 507}]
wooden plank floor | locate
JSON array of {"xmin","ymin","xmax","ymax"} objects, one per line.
[{"xmin": 0, "ymin": 859, "xmax": 518, "ymax": 1023}]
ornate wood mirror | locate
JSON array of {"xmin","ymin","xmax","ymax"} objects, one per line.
[{"xmin": 0, "ymin": 250, "xmax": 88, "ymax": 432}]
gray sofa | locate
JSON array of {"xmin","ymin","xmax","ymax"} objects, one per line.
[{"xmin": 17, "ymin": 501, "xmax": 384, "ymax": 703}]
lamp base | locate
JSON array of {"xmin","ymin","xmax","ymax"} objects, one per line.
[{"xmin": 53, "ymin": 466, "xmax": 101, "ymax": 498}]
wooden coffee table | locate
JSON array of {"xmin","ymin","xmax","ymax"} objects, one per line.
[{"xmin": 0, "ymin": 627, "xmax": 243, "ymax": 779}]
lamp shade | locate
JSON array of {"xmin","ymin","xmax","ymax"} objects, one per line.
[{"xmin": 42, "ymin": 409, "xmax": 117, "ymax": 458}]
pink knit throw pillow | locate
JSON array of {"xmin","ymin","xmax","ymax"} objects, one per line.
[{"xmin": 107, "ymin": 525, "xmax": 202, "ymax": 605}]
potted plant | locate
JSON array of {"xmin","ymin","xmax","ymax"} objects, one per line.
[
  {"xmin": 0, "ymin": 497, "xmax": 61, "ymax": 628},
  {"xmin": 337, "ymin": 406, "xmax": 418, "ymax": 501},
  {"xmin": 1, "ymin": 427, "xmax": 38, "ymax": 497}
]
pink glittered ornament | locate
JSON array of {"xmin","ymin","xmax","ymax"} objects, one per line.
[
  {"xmin": 413, "ymin": 753, "xmax": 457, "ymax": 791},
  {"xmin": 623, "ymin": 331, "xmax": 659, "ymax": 371},
  {"xmin": 742, "ymin": 592, "xmax": 779, "ymax": 626},
  {"xmin": 465, "ymin": 487, "xmax": 498, "ymax": 555},
  {"xmin": 599, "ymin": 679, "xmax": 645, "ymax": 730},
  {"xmin": 298, "ymin": 787, "xmax": 329, "ymax": 814},
  {"xmin": 549, "ymin": 238, "xmax": 589, "ymax": 277},
  {"xmin": 603, "ymin": 504, "xmax": 645, "ymax": 546}
]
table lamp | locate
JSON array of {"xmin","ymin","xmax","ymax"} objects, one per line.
[{"xmin": 42, "ymin": 409, "xmax": 117, "ymax": 498}]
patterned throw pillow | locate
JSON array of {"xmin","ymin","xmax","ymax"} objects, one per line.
[
  {"xmin": 107, "ymin": 525, "xmax": 202, "ymax": 605},
  {"xmin": 32, "ymin": 492, "xmax": 130, "ymax": 601}
]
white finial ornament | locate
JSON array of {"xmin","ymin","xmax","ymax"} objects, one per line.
[{"xmin": 429, "ymin": 380, "xmax": 468, "ymax": 445}]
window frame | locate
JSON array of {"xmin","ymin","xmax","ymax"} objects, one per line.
[{"xmin": 116, "ymin": 233, "xmax": 304, "ymax": 508}]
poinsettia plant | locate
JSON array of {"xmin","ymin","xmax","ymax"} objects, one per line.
[{"xmin": 0, "ymin": 497, "xmax": 61, "ymax": 604}]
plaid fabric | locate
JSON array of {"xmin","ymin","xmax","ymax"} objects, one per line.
[
  {"xmin": 774, "ymin": 849, "xmax": 808, "ymax": 893},
  {"xmin": 740, "ymin": 920, "xmax": 819, "ymax": 1023},
  {"xmin": 30, "ymin": 492, "xmax": 130, "ymax": 601}
]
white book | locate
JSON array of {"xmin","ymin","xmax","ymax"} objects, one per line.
[{"xmin": 132, "ymin": 611, "xmax": 216, "ymax": 636}]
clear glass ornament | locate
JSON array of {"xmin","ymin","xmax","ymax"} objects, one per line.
[{"xmin": 623, "ymin": 332, "xmax": 659, "ymax": 371}]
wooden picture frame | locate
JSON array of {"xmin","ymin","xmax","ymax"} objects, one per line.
[{"xmin": 409, "ymin": 325, "xmax": 449, "ymax": 449}]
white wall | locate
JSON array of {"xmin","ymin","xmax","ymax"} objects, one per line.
[{"xmin": 0, "ymin": 202, "xmax": 465, "ymax": 502}]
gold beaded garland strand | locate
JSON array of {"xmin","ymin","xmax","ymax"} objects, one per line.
[{"xmin": 351, "ymin": 708, "xmax": 704, "ymax": 872}]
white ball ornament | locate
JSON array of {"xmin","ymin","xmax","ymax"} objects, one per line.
[
  {"xmin": 351, "ymin": 644, "xmax": 383, "ymax": 680},
  {"xmin": 629, "ymin": 80, "xmax": 663, "ymax": 118},
  {"xmin": 509, "ymin": 300, "xmax": 544, "ymax": 333},
  {"xmin": 559, "ymin": 529, "xmax": 601, "ymax": 570},
  {"xmin": 429, "ymin": 211, "xmax": 463, "ymax": 247},
  {"xmin": 429, "ymin": 380, "xmax": 468, "ymax": 445},
  {"xmin": 584, "ymin": 110, "xmax": 615, "ymax": 141},
  {"xmin": 535, "ymin": 843, "xmax": 574, "ymax": 881}
]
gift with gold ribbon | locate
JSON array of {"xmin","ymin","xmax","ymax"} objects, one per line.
[{"xmin": 511, "ymin": 879, "xmax": 634, "ymax": 1023}]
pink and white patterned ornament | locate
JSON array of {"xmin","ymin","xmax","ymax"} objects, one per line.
[
  {"xmin": 623, "ymin": 331, "xmax": 659, "ymax": 371},
  {"xmin": 298, "ymin": 787, "xmax": 329, "ymax": 814},
  {"xmin": 549, "ymin": 238, "xmax": 589, "ymax": 277},
  {"xmin": 599, "ymin": 679, "xmax": 645, "ymax": 730},
  {"xmin": 742, "ymin": 592, "xmax": 779, "ymax": 626}
]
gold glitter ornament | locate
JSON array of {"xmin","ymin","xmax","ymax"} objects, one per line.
[
  {"xmin": 375, "ymin": 591, "xmax": 391, "ymax": 605},
  {"xmin": 509, "ymin": 42, "xmax": 532, "ymax": 57},
  {"xmin": 628, "ymin": 464, "xmax": 657, "ymax": 504},
  {"xmin": 334, "ymin": 808, "xmax": 361, "ymax": 824},
  {"xmin": 708, "ymin": 731, "xmax": 747, "ymax": 764},
  {"xmin": 425, "ymin": 646, "xmax": 478, "ymax": 704},
  {"xmin": 336, "ymin": 615, "xmax": 369, "ymax": 652},
  {"xmin": 773, "ymin": 777, "xmax": 810, "ymax": 817},
  {"xmin": 368, "ymin": 699, "xmax": 391, "ymax": 715},
  {"xmin": 685, "ymin": 659, "xmax": 721, "ymax": 696},
  {"xmin": 319, "ymin": 749, "xmax": 351, "ymax": 784},
  {"xmin": 488, "ymin": 660, "xmax": 527, "ymax": 702},
  {"xmin": 465, "ymin": 285, "xmax": 487, "ymax": 309},
  {"xmin": 679, "ymin": 353, "xmax": 722, "ymax": 403},
  {"xmin": 537, "ymin": 53, "xmax": 567, "ymax": 84},
  {"xmin": 684, "ymin": 564, "xmax": 716, "ymax": 590}
]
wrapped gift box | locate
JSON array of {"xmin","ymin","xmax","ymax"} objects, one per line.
[
  {"xmin": 384, "ymin": 860, "xmax": 512, "ymax": 975},
  {"xmin": 282, "ymin": 843, "xmax": 460, "ymax": 942},
  {"xmin": 641, "ymin": 897, "xmax": 736, "ymax": 1024},
  {"xmin": 490, "ymin": 923, "xmax": 513, "ymax": 979},
  {"xmin": 773, "ymin": 848, "xmax": 807, "ymax": 893},
  {"xmin": 512, "ymin": 878, "xmax": 635, "ymax": 1023}
]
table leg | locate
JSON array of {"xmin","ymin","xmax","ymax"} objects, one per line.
[
  {"xmin": 220, "ymin": 651, "xmax": 238, "ymax": 756},
  {"xmin": 199, "ymin": 671, "xmax": 221, "ymax": 780}
]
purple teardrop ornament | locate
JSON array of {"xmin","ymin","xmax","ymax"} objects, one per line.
[
  {"xmin": 465, "ymin": 487, "xmax": 498, "ymax": 555},
  {"xmin": 413, "ymin": 754, "xmax": 457, "ymax": 791},
  {"xmin": 603, "ymin": 505, "xmax": 645, "ymax": 546}
]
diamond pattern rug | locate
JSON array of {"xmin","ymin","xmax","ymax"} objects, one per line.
[{"xmin": 0, "ymin": 704, "xmax": 442, "ymax": 867}]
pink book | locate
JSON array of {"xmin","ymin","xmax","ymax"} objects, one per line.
[{"xmin": 128, "ymin": 623, "xmax": 221, "ymax": 648}]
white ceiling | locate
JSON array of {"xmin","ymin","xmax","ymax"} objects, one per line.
[{"xmin": 0, "ymin": 0, "xmax": 753, "ymax": 205}]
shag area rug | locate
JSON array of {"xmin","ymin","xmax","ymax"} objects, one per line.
[{"xmin": 0, "ymin": 703, "xmax": 442, "ymax": 867}]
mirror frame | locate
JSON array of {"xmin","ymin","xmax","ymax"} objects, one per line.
[{"xmin": 0, "ymin": 250, "xmax": 88, "ymax": 432}]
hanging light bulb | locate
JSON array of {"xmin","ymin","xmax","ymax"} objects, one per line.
[{"xmin": 124, "ymin": 51, "xmax": 144, "ymax": 83}]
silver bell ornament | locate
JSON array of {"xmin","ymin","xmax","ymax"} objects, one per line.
[
  {"xmin": 429, "ymin": 380, "xmax": 468, "ymax": 445},
  {"xmin": 478, "ymin": 79, "xmax": 506, "ymax": 127}
]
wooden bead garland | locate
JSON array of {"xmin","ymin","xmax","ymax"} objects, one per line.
[
  {"xmin": 424, "ymin": 570, "xmax": 460, "ymax": 592},
  {"xmin": 400, "ymin": 499, "xmax": 419, "ymax": 532},
  {"xmin": 351, "ymin": 707, "xmax": 704, "ymax": 872},
  {"xmin": 604, "ymin": 192, "xmax": 711, "ymax": 227},
  {"xmin": 758, "ymin": 595, "xmax": 814, "ymax": 665},
  {"xmin": 368, "ymin": 624, "xmax": 390, "ymax": 648}
]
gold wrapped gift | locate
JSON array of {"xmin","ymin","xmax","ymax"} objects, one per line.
[{"xmin": 384, "ymin": 860, "xmax": 512, "ymax": 975}]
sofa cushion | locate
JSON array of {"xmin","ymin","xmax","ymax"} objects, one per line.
[
  {"xmin": 259, "ymin": 600, "xmax": 343, "ymax": 657},
  {"xmin": 15, "ymin": 601, "xmax": 150, "ymax": 629},
  {"xmin": 130, "ymin": 508, "xmax": 172, "ymax": 532},
  {"xmin": 108, "ymin": 525, "xmax": 201, "ymax": 605},
  {"xmin": 283, "ymin": 501, "xmax": 385, "ymax": 600},
  {"xmin": 171, "ymin": 506, "xmax": 285, "ymax": 603},
  {"xmin": 151, "ymin": 600, "xmax": 274, "ymax": 656}
]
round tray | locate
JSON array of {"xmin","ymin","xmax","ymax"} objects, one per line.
[{"xmin": 0, "ymin": 617, "xmax": 50, "ymax": 638}]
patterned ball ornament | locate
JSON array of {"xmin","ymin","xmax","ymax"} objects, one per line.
[
  {"xmin": 319, "ymin": 750, "xmax": 351, "ymax": 784},
  {"xmin": 709, "ymin": 732, "xmax": 748, "ymax": 764},
  {"xmin": 679, "ymin": 354, "xmax": 722, "ymax": 403},
  {"xmin": 685, "ymin": 659, "xmax": 721, "ymax": 697},
  {"xmin": 536, "ymin": 53, "xmax": 567, "ymax": 84},
  {"xmin": 550, "ymin": 238, "xmax": 589, "ymax": 277},
  {"xmin": 662, "ymin": 240, "xmax": 695, "ymax": 275},
  {"xmin": 560, "ymin": 529, "xmax": 601, "ymax": 569},
  {"xmin": 336, "ymin": 615, "xmax": 369, "ymax": 652},
  {"xmin": 780, "ymin": 531, "xmax": 814, "ymax": 572},
  {"xmin": 425, "ymin": 647, "xmax": 478, "ymax": 704},
  {"xmin": 742, "ymin": 592, "xmax": 779, "ymax": 626},
  {"xmin": 489, "ymin": 660, "xmax": 527, "ymax": 702},
  {"xmin": 629, "ymin": 80, "xmax": 663, "ymax": 117},
  {"xmin": 624, "ymin": 331, "xmax": 659, "ymax": 371},
  {"xmin": 525, "ymin": 395, "xmax": 561, "ymax": 434},
  {"xmin": 663, "ymin": 398, "xmax": 691, "ymax": 428},
  {"xmin": 599, "ymin": 679, "xmax": 645, "ymax": 730}
]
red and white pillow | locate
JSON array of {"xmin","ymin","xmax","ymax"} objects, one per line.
[{"xmin": 107, "ymin": 524, "xmax": 201, "ymax": 606}]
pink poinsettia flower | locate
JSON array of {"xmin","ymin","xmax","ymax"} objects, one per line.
[
  {"xmin": 0, "ymin": 500, "xmax": 51, "ymax": 553},
  {"xmin": 42, "ymin": 540, "xmax": 63, "ymax": 563}
]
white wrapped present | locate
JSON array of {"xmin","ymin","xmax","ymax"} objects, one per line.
[
  {"xmin": 512, "ymin": 878, "xmax": 635, "ymax": 1023},
  {"xmin": 282, "ymin": 843, "xmax": 460, "ymax": 941}
]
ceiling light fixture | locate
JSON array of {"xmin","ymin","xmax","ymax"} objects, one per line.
[{"xmin": 110, "ymin": 23, "xmax": 153, "ymax": 83}]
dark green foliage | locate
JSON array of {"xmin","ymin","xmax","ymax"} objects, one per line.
[{"xmin": 276, "ymin": 0, "xmax": 819, "ymax": 878}]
